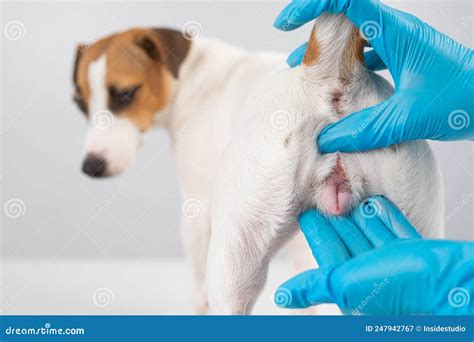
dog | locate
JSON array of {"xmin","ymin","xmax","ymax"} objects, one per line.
[{"xmin": 73, "ymin": 14, "xmax": 444, "ymax": 314}]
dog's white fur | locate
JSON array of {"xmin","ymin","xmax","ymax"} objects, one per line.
[
  {"xmin": 85, "ymin": 15, "xmax": 444, "ymax": 314},
  {"xmin": 84, "ymin": 56, "xmax": 142, "ymax": 174}
]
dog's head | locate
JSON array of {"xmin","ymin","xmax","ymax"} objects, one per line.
[{"xmin": 73, "ymin": 28, "xmax": 191, "ymax": 177}]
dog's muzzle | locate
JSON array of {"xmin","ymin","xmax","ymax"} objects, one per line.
[{"xmin": 82, "ymin": 117, "xmax": 142, "ymax": 178}]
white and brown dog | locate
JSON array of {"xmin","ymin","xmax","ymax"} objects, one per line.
[{"xmin": 73, "ymin": 14, "xmax": 444, "ymax": 314}]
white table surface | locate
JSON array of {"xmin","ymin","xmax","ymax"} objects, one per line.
[{"xmin": 1, "ymin": 259, "xmax": 339, "ymax": 315}]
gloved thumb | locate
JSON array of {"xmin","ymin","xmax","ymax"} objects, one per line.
[
  {"xmin": 318, "ymin": 97, "xmax": 399, "ymax": 153},
  {"xmin": 287, "ymin": 42, "xmax": 307, "ymax": 67},
  {"xmin": 364, "ymin": 49, "xmax": 387, "ymax": 71},
  {"xmin": 274, "ymin": 268, "xmax": 337, "ymax": 309}
]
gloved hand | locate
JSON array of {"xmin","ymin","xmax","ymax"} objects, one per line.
[
  {"xmin": 274, "ymin": 196, "xmax": 474, "ymax": 315},
  {"xmin": 274, "ymin": 0, "xmax": 474, "ymax": 153}
]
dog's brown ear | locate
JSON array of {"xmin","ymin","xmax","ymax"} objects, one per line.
[
  {"xmin": 73, "ymin": 44, "xmax": 88, "ymax": 114},
  {"xmin": 154, "ymin": 29, "xmax": 191, "ymax": 78},
  {"xmin": 136, "ymin": 36, "xmax": 161, "ymax": 60},
  {"xmin": 73, "ymin": 44, "xmax": 86, "ymax": 87},
  {"xmin": 136, "ymin": 28, "xmax": 191, "ymax": 78}
]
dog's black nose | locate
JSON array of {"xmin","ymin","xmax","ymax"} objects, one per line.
[{"xmin": 82, "ymin": 154, "xmax": 107, "ymax": 177}]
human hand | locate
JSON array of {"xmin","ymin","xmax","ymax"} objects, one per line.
[
  {"xmin": 274, "ymin": 0, "xmax": 474, "ymax": 152},
  {"xmin": 274, "ymin": 196, "xmax": 474, "ymax": 315}
]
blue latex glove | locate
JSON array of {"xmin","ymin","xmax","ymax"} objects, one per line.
[
  {"xmin": 274, "ymin": 196, "xmax": 474, "ymax": 315},
  {"xmin": 274, "ymin": 0, "xmax": 474, "ymax": 153}
]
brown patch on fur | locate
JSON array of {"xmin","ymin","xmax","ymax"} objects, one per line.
[
  {"xmin": 284, "ymin": 133, "xmax": 292, "ymax": 147},
  {"xmin": 348, "ymin": 30, "xmax": 365, "ymax": 66},
  {"xmin": 340, "ymin": 29, "xmax": 365, "ymax": 82},
  {"xmin": 73, "ymin": 28, "xmax": 191, "ymax": 131},
  {"xmin": 303, "ymin": 24, "xmax": 364, "ymax": 79},
  {"xmin": 74, "ymin": 35, "xmax": 114, "ymax": 116},
  {"xmin": 303, "ymin": 26, "xmax": 319, "ymax": 66}
]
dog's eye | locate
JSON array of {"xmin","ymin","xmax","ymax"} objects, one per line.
[
  {"xmin": 73, "ymin": 93, "xmax": 88, "ymax": 115},
  {"xmin": 108, "ymin": 85, "xmax": 140, "ymax": 111}
]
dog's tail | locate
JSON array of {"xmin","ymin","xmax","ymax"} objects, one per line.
[{"xmin": 302, "ymin": 14, "xmax": 365, "ymax": 82}]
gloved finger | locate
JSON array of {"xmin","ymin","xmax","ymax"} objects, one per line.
[
  {"xmin": 298, "ymin": 210, "xmax": 351, "ymax": 267},
  {"xmin": 274, "ymin": 0, "xmax": 351, "ymax": 31},
  {"xmin": 317, "ymin": 97, "xmax": 400, "ymax": 153},
  {"xmin": 369, "ymin": 196, "xmax": 421, "ymax": 239},
  {"xmin": 287, "ymin": 42, "xmax": 307, "ymax": 67},
  {"xmin": 352, "ymin": 198, "xmax": 396, "ymax": 247},
  {"xmin": 364, "ymin": 49, "xmax": 387, "ymax": 71},
  {"xmin": 274, "ymin": 268, "xmax": 336, "ymax": 308},
  {"xmin": 327, "ymin": 216, "xmax": 373, "ymax": 257}
]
